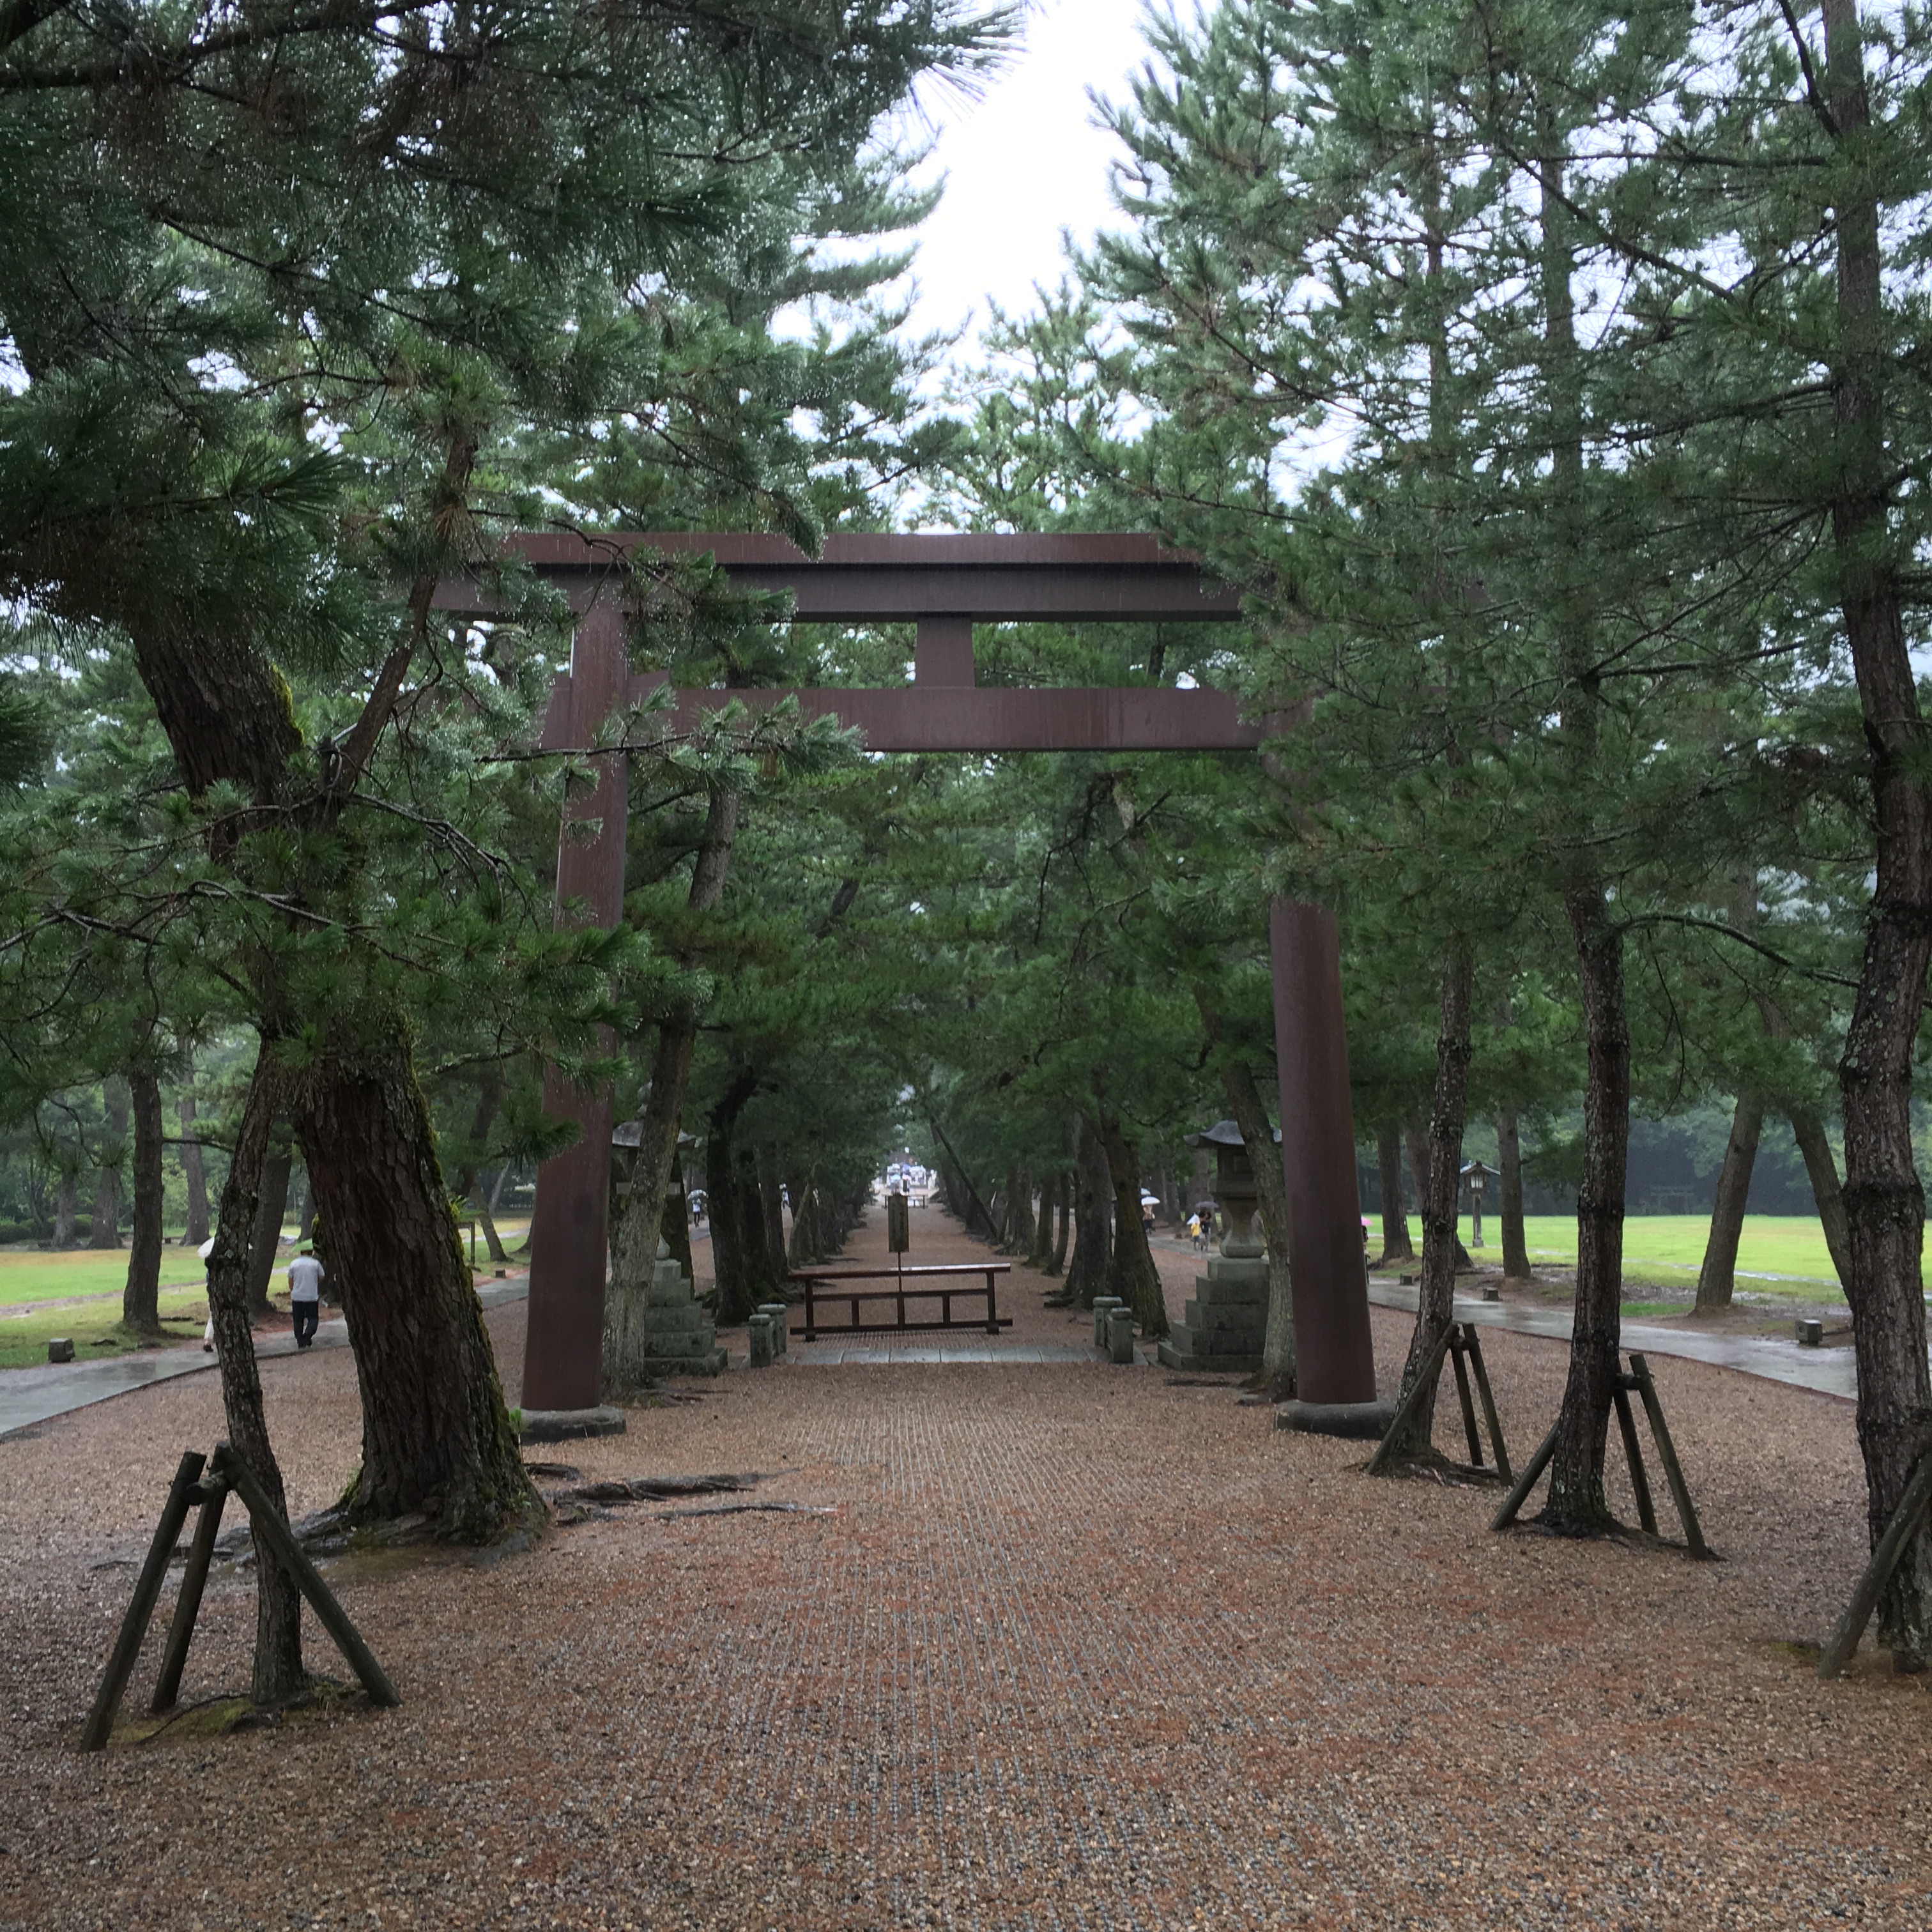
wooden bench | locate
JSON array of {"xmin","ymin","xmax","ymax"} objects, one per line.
[{"xmin": 788, "ymin": 1263, "xmax": 1013, "ymax": 1341}]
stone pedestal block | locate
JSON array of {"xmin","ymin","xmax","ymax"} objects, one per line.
[
  {"xmin": 629, "ymin": 1243, "xmax": 726, "ymax": 1377},
  {"xmin": 1156, "ymin": 1253, "xmax": 1268, "ymax": 1373}
]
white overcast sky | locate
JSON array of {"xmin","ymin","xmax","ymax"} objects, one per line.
[{"xmin": 894, "ymin": 0, "xmax": 1164, "ymax": 354}]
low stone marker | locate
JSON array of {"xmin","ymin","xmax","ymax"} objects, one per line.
[
  {"xmin": 47, "ymin": 1337, "xmax": 73, "ymax": 1364},
  {"xmin": 1092, "ymin": 1296, "xmax": 1124, "ymax": 1348},
  {"xmin": 1796, "ymin": 1317, "xmax": 1825, "ymax": 1347},
  {"xmin": 748, "ymin": 1314, "xmax": 774, "ymax": 1367},
  {"xmin": 1106, "ymin": 1306, "xmax": 1137, "ymax": 1365}
]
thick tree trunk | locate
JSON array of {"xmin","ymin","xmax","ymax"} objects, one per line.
[
  {"xmin": 1791, "ymin": 1112, "xmax": 1854, "ymax": 1291},
  {"xmin": 1062, "ymin": 1120, "xmax": 1113, "ymax": 1309},
  {"xmin": 1377, "ymin": 1121, "xmax": 1414, "ymax": 1262},
  {"xmin": 177, "ymin": 1082, "xmax": 210, "ymax": 1247},
  {"xmin": 1099, "ymin": 1114, "xmax": 1169, "ymax": 1340},
  {"xmin": 122, "ymin": 1070, "xmax": 165, "ymax": 1334},
  {"xmin": 1823, "ymin": 0, "xmax": 1932, "ymax": 1666},
  {"xmin": 1048, "ymin": 1170, "xmax": 1071, "ymax": 1275},
  {"xmin": 1540, "ymin": 885, "xmax": 1630, "ymax": 1535},
  {"xmin": 1695, "ymin": 1092, "xmax": 1763, "ymax": 1314},
  {"xmin": 1496, "ymin": 1108, "xmax": 1531, "ymax": 1279},
  {"xmin": 1385, "ymin": 941, "xmax": 1473, "ymax": 1462},
  {"xmin": 293, "ymin": 1036, "xmax": 535, "ymax": 1541},
  {"xmin": 245, "ymin": 1147, "xmax": 291, "ymax": 1318},
  {"xmin": 1222, "ymin": 1061, "xmax": 1295, "ymax": 1397},
  {"xmin": 51, "ymin": 1168, "xmax": 77, "ymax": 1248},
  {"xmin": 90, "ymin": 1079, "xmax": 128, "ymax": 1248},
  {"xmin": 606, "ymin": 788, "xmax": 742, "ymax": 1379},
  {"xmin": 205, "ymin": 1053, "xmax": 305, "ymax": 1704}
]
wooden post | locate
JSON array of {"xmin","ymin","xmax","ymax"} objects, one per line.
[
  {"xmin": 1463, "ymin": 1328, "xmax": 1512, "ymax": 1483},
  {"xmin": 1629, "ymin": 1355, "xmax": 1712, "ymax": 1560},
  {"xmin": 1491, "ymin": 1420, "xmax": 1560, "ymax": 1531},
  {"xmin": 1449, "ymin": 1334, "xmax": 1483, "ymax": 1466},
  {"xmin": 150, "ymin": 1475, "xmax": 229, "ymax": 1713},
  {"xmin": 212, "ymin": 1445, "xmax": 401, "ymax": 1707},
  {"xmin": 1820, "ymin": 1448, "xmax": 1932, "ymax": 1677},
  {"xmin": 1366, "ymin": 1322, "xmax": 1457, "ymax": 1476},
  {"xmin": 985, "ymin": 1267, "xmax": 999, "ymax": 1336},
  {"xmin": 80, "ymin": 1451, "xmax": 206, "ymax": 1750},
  {"xmin": 1612, "ymin": 1381, "xmax": 1659, "ymax": 1535}
]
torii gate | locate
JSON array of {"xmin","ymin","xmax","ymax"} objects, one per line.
[{"xmin": 436, "ymin": 532, "xmax": 1376, "ymax": 1411}]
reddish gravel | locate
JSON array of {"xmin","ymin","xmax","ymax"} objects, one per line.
[{"xmin": 0, "ymin": 1221, "xmax": 1926, "ymax": 1930}]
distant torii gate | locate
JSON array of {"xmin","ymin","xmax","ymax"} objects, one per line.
[{"xmin": 435, "ymin": 533, "xmax": 1376, "ymax": 1411}]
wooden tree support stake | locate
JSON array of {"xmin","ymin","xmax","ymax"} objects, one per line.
[
  {"xmin": 1368, "ymin": 1322, "xmax": 1511, "ymax": 1480},
  {"xmin": 80, "ymin": 1443, "xmax": 399, "ymax": 1750},
  {"xmin": 79, "ymin": 1452, "xmax": 205, "ymax": 1751},
  {"xmin": 211, "ymin": 1443, "xmax": 401, "ymax": 1708},
  {"xmin": 151, "ymin": 1473, "xmax": 229, "ymax": 1714},
  {"xmin": 1492, "ymin": 1353, "xmax": 1713, "ymax": 1559},
  {"xmin": 1818, "ymin": 1447, "xmax": 1932, "ymax": 1679}
]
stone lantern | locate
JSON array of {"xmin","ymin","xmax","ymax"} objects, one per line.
[
  {"xmin": 1459, "ymin": 1158, "xmax": 1499, "ymax": 1248},
  {"xmin": 1157, "ymin": 1118, "xmax": 1281, "ymax": 1374}
]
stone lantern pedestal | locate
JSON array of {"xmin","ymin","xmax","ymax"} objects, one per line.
[
  {"xmin": 624, "ymin": 1240, "xmax": 727, "ymax": 1378},
  {"xmin": 1158, "ymin": 1120, "xmax": 1270, "ymax": 1374}
]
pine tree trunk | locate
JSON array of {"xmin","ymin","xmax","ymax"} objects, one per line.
[
  {"xmin": 757, "ymin": 1142, "xmax": 788, "ymax": 1285},
  {"xmin": 51, "ymin": 1169, "xmax": 77, "ymax": 1248},
  {"xmin": 1496, "ymin": 1108, "xmax": 1531, "ymax": 1278},
  {"xmin": 122, "ymin": 1070, "xmax": 165, "ymax": 1334},
  {"xmin": 177, "ymin": 1082, "xmax": 210, "ymax": 1246},
  {"xmin": 1222, "ymin": 1061, "xmax": 1295, "ymax": 1397},
  {"xmin": 1376, "ymin": 1121, "xmax": 1414, "ymax": 1262},
  {"xmin": 1823, "ymin": 0, "xmax": 1932, "ymax": 1667},
  {"xmin": 205, "ymin": 1052, "xmax": 305, "ymax": 1704},
  {"xmin": 1540, "ymin": 884, "xmax": 1630, "ymax": 1535},
  {"xmin": 1062, "ymin": 1121, "xmax": 1113, "ymax": 1309},
  {"xmin": 91, "ymin": 1079, "xmax": 127, "ymax": 1248},
  {"xmin": 453, "ymin": 1070, "xmax": 509, "ymax": 1264},
  {"xmin": 736, "ymin": 1142, "xmax": 779, "ymax": 1308},
  {"xmin": 606, "ymin": 788, "xmax": 742, "ymax": 1377},
  {"xmin": 1790, "ymin": 1111, "xmax": 1854, "ymax": 1292},
  {"xmin": 1099, "ymin": 1115, "xmax": 1169, "ymax": 1340},
  {"xmin": 1386, "ymin": 940, "xmax": 1473, "ymax": 1462},
  {"xmin": 245, "ymin": 1148, "xmax": 291, "ymax": 1318},
  {"xmin": 700, "ymin": 1070, "xmax": 762, "ymax": 1327},
  {"xmin": 293, "ymin": 1036, "xmax": 534, "ymax": 1540},
  {"xmin": 1048, "ymin": 1170, "xmax": 1071, "ymax": 1275},
  {"xmin": 663, "ymin": 1166, "xmax": 694, "ymax": 1279},
  {"xmin": 1695, "ymin": 1092, "xmax": 1763, "ymax": 1314},
  {"xmin": 1027, "ymin": 1170, "xmax": 1059, "ymax": 1269},
  {"xmin": 1004, "ymin": 1165, "xmax": 1035, "ymax": 1254}
]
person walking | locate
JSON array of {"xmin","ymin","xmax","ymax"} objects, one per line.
[{"xmin": 288, "ymin": 1246, "xmax": 324, "ymax": 1349}]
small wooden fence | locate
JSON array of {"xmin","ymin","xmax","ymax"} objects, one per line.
[{"xmin": 788, "ymin": 1262, "xmax": 1013, "ymax": 1341}]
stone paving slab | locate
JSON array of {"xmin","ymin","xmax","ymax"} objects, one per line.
[
  {"xmin": 0, "ymin": 1275, "xmax": 529, "ymax": 1439},
  {"xmin": 1366, "ymin": 1278, "xmax": 1860, "ymax": 1400}
]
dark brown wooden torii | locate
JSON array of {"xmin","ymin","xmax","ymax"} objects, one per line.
[{"xmin": 435, "ymin": 532, "xmax": 1376, "ymax": 1409}]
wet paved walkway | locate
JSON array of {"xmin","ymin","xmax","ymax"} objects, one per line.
[
  {"xmin": 0, "ymin": 1275, "xmax": 529, "ymax": 1439},
  {"xmin": 1367, "ymin": 1277, "xmax": 1858, "ymax": 1399}
]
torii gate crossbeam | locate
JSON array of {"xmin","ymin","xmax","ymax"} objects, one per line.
[{"xmin": 436, "ymin": 533, "xmax": 1376, "ymax": 1409}]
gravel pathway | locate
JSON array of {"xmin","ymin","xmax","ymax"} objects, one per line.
[{"xmin": 0, "ymin": 1238, "xmax": 1926, "ymax": 1929}]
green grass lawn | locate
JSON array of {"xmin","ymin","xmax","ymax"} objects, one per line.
[
  {"xmin": 0, "ymin": 1243, "xmax": 212, "ymax": 1308},
  {"xmin": 1384, "ymin": 1211, "xmax": 1852, "ymax": 1294},
  {"xmin": 0, "ymin": 1287, "xmax": 209, "ymax": 1370}
]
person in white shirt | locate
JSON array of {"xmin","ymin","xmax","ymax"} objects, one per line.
[{"xmin": 288, "ymin": 1248, "xmax": 324, "ymax": 1348}]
